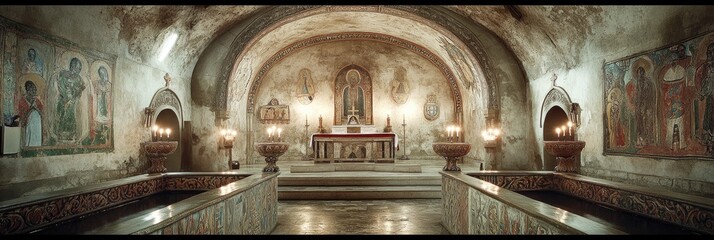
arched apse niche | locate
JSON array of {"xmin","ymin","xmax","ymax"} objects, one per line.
[
  {"xmin": 191, "ymin": 5, "xmax": 532, "ymax": 170},
  {"xmin": 148, "ymin": 87, "xmax": 185, "ymax": 172},
  {"xmin": 540, "ymin": 87, "xmax": 579, "ymax": 171},
  {"xmin": 205, "ymin": 6, "xmax": 498, "ymax": 117},
  {"xmin": 246, "ymin": 33, "xmax": 462, "ymax": 119}
]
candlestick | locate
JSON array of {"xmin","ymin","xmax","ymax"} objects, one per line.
[{"xmin": 556, "ymin": 128, "xmax": 561, "ymax": 141}]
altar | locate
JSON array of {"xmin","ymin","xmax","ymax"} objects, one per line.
[{"xmin": 310, "ymin": 132, "xmax": 398, "ymax": 163}]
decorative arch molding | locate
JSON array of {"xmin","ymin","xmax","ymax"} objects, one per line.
[
  {"xmin": 211, "ymin": 5, "xmax": 503, "ymax": 117},
  {"xmin": 147, "ymin": 87, "xmax": 184, "ymax": 129},
  {"xmin": 245, "ymin": 32, "xmax": 462, "ymax": 118},
  {"xmin": 539, "ymin": 86, "xmax": 576, "ymax": 128}
]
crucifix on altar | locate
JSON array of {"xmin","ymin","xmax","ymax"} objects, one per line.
[{"xmin": 347, "ymin": 105, "xmax": 360, "ymax": 125}]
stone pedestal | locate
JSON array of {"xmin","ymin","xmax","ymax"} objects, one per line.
[
  {"xmin": 544, "ymin": 141, "xmax": 585, "ymax": 173},
  {"xmin": 141, "ymin": 141, "xmax": 178, "ymax": 174},
  {"xmin": 432, "ymin": 142, "xmax": 472, "ymax": 171},
  {"xmin": 254, "ymin": 142, "xmax": 289, "ymax": 172}
]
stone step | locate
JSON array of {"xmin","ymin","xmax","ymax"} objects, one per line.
[
  {"xmin": 278, "ymin": 175, "xmax": 441, "ymax": 186},
  {"xmin": 278, "ymin": 185, "xmax": 441, "ymax": 200},
  {"xmin": 289, "ymin": 163, "xmax": 422, "ymax": 173}
]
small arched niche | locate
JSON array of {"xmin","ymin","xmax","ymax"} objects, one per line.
[
  {"xmin": 147, "ymin": 86, "xmax": 185, "ymax": 172},
  {"xmin": 539, "ymin": 86, "xmax": 580, "ymax": 171},
  {"xmin": 543, "ymin": 106, "xmax": 569, "ymax": 171}
]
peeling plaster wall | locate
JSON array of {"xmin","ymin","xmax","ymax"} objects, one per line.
[
  {"xmin": 522, "ymin": 6, "xmax": 714, "ymax": 197},
  {"xmin": 448, "ymin": 9, "xmax": 534, "ymax": 171},
  {"xmin": 0, "ymin": 6, "xmax": 206, "ymax": 200}
]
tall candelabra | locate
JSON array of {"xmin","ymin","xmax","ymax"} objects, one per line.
[
  {"xmin": 399, "ymin": 116, "xmax": 409, "ymax": 160},
  {"xmin": 303, "ymin": 118, "xmax": 310, "ymax": 161}
]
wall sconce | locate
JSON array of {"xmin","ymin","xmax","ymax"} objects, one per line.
[
  {"xmin": 221, "ymin": 128, "xmax": 239, "ymax": 169},
  {"xmin": 482, "ymin": 127, "xmax": 501, "ymax": 148}
]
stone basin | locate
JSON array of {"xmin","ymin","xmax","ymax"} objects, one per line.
[
  {"xmin": 432, "ymin": 142, "xmax": 471, "ymax": 171},
  {"xmin": 254, "ymin": 142, "xmax": 289, "ymax": 172},
  {"xmin": 141, "ymin": 141, "xmax": 178, "ymax": 174},
  {"xmin": 543, "ymin": 140, "xmax": 585, "ymax": 173}
]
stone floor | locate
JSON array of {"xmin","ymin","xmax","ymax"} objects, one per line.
[{"xmin": 271, "ymin": 199, "xmax": 450, "ymax": 235}]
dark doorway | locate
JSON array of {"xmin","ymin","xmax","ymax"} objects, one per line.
[
  {"xmin": 155, "ymin": 109, "xmax": 182, "ymax": 172},
  {"xmin": 543, "ymin": 106, "xmax": 569, "ymax": 171}
]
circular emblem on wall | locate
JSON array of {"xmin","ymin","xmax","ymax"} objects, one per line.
[{"xmin": 424, "ymin": 94, "xmax": 439, "ymax": 121}]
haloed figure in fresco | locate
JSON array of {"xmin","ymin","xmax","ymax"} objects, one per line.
[
  {"xmin": 19, "ymin": 80, "xmax": 43, "ymax": 147},
  {"xmin": 696, "ymin": 43, "xmax": 714, "ymax": 154},
  {"xmin": 56, "ymin": 57, "xmax": 86, "ymax": 142},
  {"xmin": 633, "ymin": 66, "xmax": 657, "ymax": 147},
  {"xmin": 96, "ymin": 66, "xmax": 110, "ymax": 121}
]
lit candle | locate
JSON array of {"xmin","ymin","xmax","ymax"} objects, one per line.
[
  {"xmin": 447, "ymin": 126, "xmax": 452, "ymax": 137},
  {"xmin": 159, "ymin": 128, "xmax": 164, "ymax": 139},
  {"xmin": 561, "ymin": 125, "xmax": 567, "ymax": 138},
  {"xmin": 277, "ymin": 128, "xmax": 282, "ymax": 139},
  {"xmin": 567, "ymin": 121, "xmax": 573, "ymax": 136},
  {"xmin": 267, "ymin": 128, "xmax": 272, "ymax": 137},
  {"xmin": 166, "ymin": 128, "xmax": 171, "ymax": 139},
  {"xmin": 152, "ymin": 125, "xmax": 159, "ymax": 137},
  {"xmin": 456, "ymin": 126, "xmax": 460, "ymax": 137},
  {"xmin": 556, "ymin": 128, "xmax": 561, "ymax": 140}
]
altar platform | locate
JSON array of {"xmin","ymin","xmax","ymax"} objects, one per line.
[
  {"xmin": 289, "ymin": 162, "xmax": 422, "ymax": 173},
  {"xmin": 236, "ymin": 159, "xmax": 482, "ymax": 200}
]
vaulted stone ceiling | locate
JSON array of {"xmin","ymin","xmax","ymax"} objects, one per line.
[{"xmin": 105, "ymin": 5, "xmax": 600, "ymax": 81}]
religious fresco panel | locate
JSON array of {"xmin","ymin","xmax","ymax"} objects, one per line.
[
  {"xmin": 0, "ymin": 16, "xmax": 115, "ymax": 157},
  {"xmin": 334, "ymin": 64, "xmax": 373, "ymax": 125},
  {"xmin": 389, "ymin": 66, "xmax": 410, "ymax": 104},
  {"xmin": 603, "ymin": 32, "xmax": 714, "ymax": 159},
  {"xmin": 257, "ymin": 98, "xmax": 289, "ymax": 124},
  {"xmin": 295, "ymin": 68, "xmax": 315, "ymax": 105}
]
